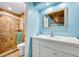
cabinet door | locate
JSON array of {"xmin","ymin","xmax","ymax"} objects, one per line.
[
  {"xmin": 56, "ymin": 51, "xmax": 75, "ymax": 57},
  {"xmin": 40, "ymin": 46, "xmax": 56, "ymax": 57},
  {"xmin": 32, "ymin": 43, "xmax": 39, "ymax": 57}
]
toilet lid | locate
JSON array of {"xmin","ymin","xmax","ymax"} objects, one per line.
[{"xmin": 17, "ymin": 43, "xmax": 25, "ymax": 47}]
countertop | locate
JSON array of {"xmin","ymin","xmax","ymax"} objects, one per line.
[{"xmin": 32, "ymin": 35, "xmax": 79, "ymax": 45}]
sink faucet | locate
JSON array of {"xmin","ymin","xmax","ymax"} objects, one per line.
[{"xmin": 50, "ymin": 32, "xmax": 54, "ymax": 37}]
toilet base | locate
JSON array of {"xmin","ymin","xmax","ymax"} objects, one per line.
[{"xmin": 17, "ymin": 43, "xmax": 25, "ymax": 56}]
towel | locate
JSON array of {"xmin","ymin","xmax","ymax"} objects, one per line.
[{"xmin": 17, "ymin": 32, "xmax": 22, "ymax": 44}]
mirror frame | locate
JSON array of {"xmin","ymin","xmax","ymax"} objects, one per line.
[{"xmin": 42, "ymin": 7, "xmax": 68, "ymax": 29}]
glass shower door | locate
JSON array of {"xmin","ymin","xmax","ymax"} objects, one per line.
[{"xmin": 0, "ymin": 14, "xmax": 18, "ymax": 55}]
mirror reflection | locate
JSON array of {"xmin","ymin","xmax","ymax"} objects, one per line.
[
  {"xmin": 48, "ymin": 10, "xmax": 64, "ymax": 26},
  {"xmin": 43, "ymin": 8, "xmax": 67, "ymax": 28}
]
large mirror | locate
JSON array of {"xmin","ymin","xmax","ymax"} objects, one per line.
[{"xmin": 43, "ymin": 7, "xmax": 68, "ymax": 28}]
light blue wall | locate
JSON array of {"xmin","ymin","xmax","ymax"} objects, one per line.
[
  {"xmin": 25, "ymin": 3, "xmax": 40, "ymax": 57},
  {"xmin": 39, "ymin": 2, "xmax": 79, "ymax": 37},
  {"xmin": 25, "ymin": 2, "xmax": 79, "ymax": 57}
]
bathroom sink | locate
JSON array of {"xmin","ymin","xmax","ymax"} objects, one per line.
[
  {"xmin": 33, "ymin": 34, "xmax": 78, "ymax": 40},
  {"xmin": 33, "ymin": 34, "xmax": 62, "ymax": 39},
  {"xmin": 32, "ymin": 34, "xmax": 79, "ymax": 45}
]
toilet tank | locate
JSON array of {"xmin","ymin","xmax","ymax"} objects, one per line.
[{"xmin": 17, "ymin": 32, "xmax": 22, "ymax": 44}]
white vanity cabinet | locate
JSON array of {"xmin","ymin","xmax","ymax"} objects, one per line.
[
  {"xmin": 40, "ymin": 46, "xmax": 56, "ymax": 57},
  {"xmin": 32, "ymin": 35, "xmax": 79, "ymax": 57}
]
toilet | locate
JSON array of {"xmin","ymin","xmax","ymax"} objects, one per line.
[{"xmin": 17, "ymin": 43, "xmax": 25, "ymax": 56}]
